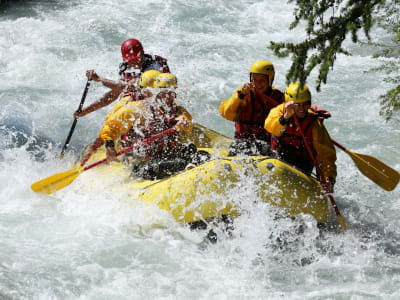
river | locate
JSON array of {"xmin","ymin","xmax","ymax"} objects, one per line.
[{"xmin": 1, "ymin": 0, "xmax": 399, "ymax": 299}]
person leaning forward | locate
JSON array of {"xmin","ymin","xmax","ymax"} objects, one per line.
[
  {"xmin": 219, "ymin": 60, "xmax": 284, "ymax": 156},
  {"xmin": 74, "ymin": 38, "xmax": 170, "ymax": 119},
  {"xmin": 103, "ymin": 69, "xmax": 162, "ymax": 121},
  {"xmin": 264, "ymin": 82, "xmax": 337, "ymax": 193},
  {"xmin": 88, "ymin": 73, "xmax": 204, "ymax": 179}
]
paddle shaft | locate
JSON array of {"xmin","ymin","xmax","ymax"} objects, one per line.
[
  {"xmin": 261, "ymin": 88, "xmax": 398, "ymax": 191},
  {"xmin": 331, "ymin": 139, "xmax": 347, "ymax": 152},
  {"xmin": 60, "ymin": 80, "xmax": 91, "ymax": 158},
  {"xmin": 256, "ymin": 90, "xmax": 346, "ymax": 225},
  {"xmin": 82, "ymin": 127, "xmax": 176, "ymax": 171},
  {"xmin": 80, "ymin": 138, "xmax": 104, "ymax": 167},
  {"xmin": 31, "ymin": 127, "xmax": 177, "ymax": 194},
  {"xmin": 293, "ymin": 116, "xmax": 345, "ymax": 221}
]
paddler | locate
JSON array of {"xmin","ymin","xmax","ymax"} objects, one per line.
[
  {"xmin": 104, "ymin": 69, "xmax": 162, "ymax": 119},
  {"xmin": 74, "ymin": 38, "xmax": 170, "ymax": 119},
  {"xmin": 264, "ymin": 82, "xmax": 337, "ymax": 193},
  {"xmin": 87, "ymin": 72, "xmax": 202, "ymax": 179},
  {"xmin": 219, "ymin": 60, "xmax": 285, "ymax": 156}
]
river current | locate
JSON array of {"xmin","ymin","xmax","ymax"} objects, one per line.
[{"xmin": 1, "ymin": 0, "xmax": 400, "ymax": 299}]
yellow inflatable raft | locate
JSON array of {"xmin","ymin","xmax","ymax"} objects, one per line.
[{"xmin": 77, "ymin": 124, "xmax": 329, "ymax": 224}]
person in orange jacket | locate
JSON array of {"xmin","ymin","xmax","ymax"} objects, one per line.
[
  {"xmin": 219, "ymin": 60, "xmax": 284, "ymax": 156},
  {"xmin": 265, "ymin": 82, "xmax": 337, "ymax": 193},
  {"xmin": 74, "ymin": 39, "xmax": 170, "ymax": 119}
]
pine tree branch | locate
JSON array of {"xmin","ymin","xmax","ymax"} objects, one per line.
[{"xmin": 269, "ymin": 0, "xmax": 385, "ymax": 89}]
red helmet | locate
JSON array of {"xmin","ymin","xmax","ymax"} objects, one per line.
[{"xmin": 121, "ymin": 39, "xmax": 143, "ymax": 63}]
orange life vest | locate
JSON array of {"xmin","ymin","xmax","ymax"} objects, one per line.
[{"xmin": 234, "ymin": 89, "xmax": 283, "ymax": 141}]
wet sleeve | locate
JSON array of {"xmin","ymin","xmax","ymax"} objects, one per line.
[
  {"xmin": 104, "ymin": 101, "xmax": 124, "ymax": 123},
  {"xmin": 219, "ymin": 88, "xmax": 248, "ymax": 121},
  {"xmin": 99, "ymin": 103, "xmax": 143, "ymax": 142},
  {"xmin": 264, "ymin": 103, "xmax": 287, "ymax": 137},
  {"xmin": 176, "ymin": 106, "xmax": 193, "ymax": 134},
  {"xmin": 312, "ymin": 121, "xmax": 337, "ymax": 180}
]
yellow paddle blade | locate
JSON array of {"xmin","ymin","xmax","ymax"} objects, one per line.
[
  {"xmin": 31, "ymin": 166, "xmax": 84, "ymax": 195},
  {"xmin": 347, "ymin": 149, "xmax": 400, "ymax": 191},
  {"xmin": 337, "ymin": 216, "xmax": 348, "ymax": 230}
]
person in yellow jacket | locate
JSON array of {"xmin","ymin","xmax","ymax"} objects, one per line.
[
  {"xmin": 219, "ymin": 60, "xmax": 284, "ymax": 156},
  {"xmin": 82, "ymin": 69, "xmax": 163, "ymax": 156},
  {"xmin": 89, "ymin": 73, "xmax": 202, "ymax": 179},
  {"xmin": 264, "ymin": 82, "xmax": 337, "ymax": 193},
  {"xmin": 98, "ymin": 73, "xmax": 192, "ymax": 159}
]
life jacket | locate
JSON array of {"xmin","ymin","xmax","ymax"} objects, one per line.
[
  {"xmin": 234, "ymin": 89, "xmax": 283, "ymax": 142},
  {"xmin": 142, "ymin": 54, "xmax": 170, "ymax": 73},
  {"xmin": 121, "ymin": 103, "xmax": 179, "ymax": 158},
  {"xmin": 119, "ymin": 54, "xmax": 170, "ymax": 83},
  {"xmin": 271, "ymin": 113, "xmax": 319, "ymax": 173},
  {"xmin": 119, "ymin": 66, "xmax": 141, "ymax": 83},
  {"xmin": 120, "ymin": 90, "xmax": 144, "ymax": 102}
]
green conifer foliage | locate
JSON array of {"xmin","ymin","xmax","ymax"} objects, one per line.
[
  {"xmin": 269, "ymin": 0, "xmax": 385, "ymax": 90},
  {"xmin": 270, "ymin": 0, "xmax": 400, "ymax": 120},
  {"xmin": 368, "ymin": 0, "xmax": 400, "ymax": 120}
]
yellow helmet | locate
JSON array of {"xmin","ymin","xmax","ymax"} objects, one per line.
[
  {"xmin": 249, "ymin": 60, "xmax": 275, "ymax": 86},
  {"xmin": 284, "ymin": 82, "xmax": 312, "ymax": 103},
  {"xmin": 138, "ymin": 70, "xmax": 161, "ymax": 88},
  {"xmin": 154, "ymin": 73, "xmax": 178, "ymax": 88}
]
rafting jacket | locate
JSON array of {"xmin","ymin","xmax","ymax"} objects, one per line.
[
  {"xmin": 119, "ymin": 54, "xmax": 170, "ymax": 83},
  {"xmin": 103, "ymin": 95, "xmax": 140, "ymax": 124},
  {"xmin": 98, "ymin": 100, "xmax": 192, "ymax": 158},
  {"xmin": 219, "ymin": 87, "xmax": 284, "ymax": 142},
  {"xmin": 265, "ymin": 103, "xmax": 337, "ymax": 179}
]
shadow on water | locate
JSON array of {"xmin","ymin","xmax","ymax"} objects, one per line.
[
  {"xmin": 234, "ymin": 205, "xmax": 400, "ymax": 269},
  {"xmin": 258, "ymin": 212, "xmax": 400, "ymax": 268},
  {"xmin": 0, "ymin": 113, "xmax": 55, "ymax": 161},
  {"xmin": 351, "ymin": 217, "xmax": 400, "ymax": 257},
  {"xmin": 0, "ymin": 0, "xmax": 81, "ymax": 17}
]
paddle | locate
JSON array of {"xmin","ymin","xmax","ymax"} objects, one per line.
[
  {"xmin": 293, "ymin": 115, "xmax": 348, "ymax": 229},
  {"xmin": 59, "ymin": 80, "xmax": 91, "ymax": 159},
  {"xmin": 32, "ymin": 127, "xmax": 176, "ymax": 195},
  {"xmin": 256, "ymin": 89, "xmax": 399, "ymax": 191},
  {"xmin": 332, "ymin": 140, "xmax": 399, "ymax": 191}
]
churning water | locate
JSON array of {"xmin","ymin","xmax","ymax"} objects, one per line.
[{"xmin": 1, "ymin": 0, "xmax": 400, "ymax": 299}]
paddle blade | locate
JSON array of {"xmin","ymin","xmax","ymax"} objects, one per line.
[
  {"xmin": 347, "ymin": 150, "xmax": 400, "ymax": 191},
  {"xmin": 337, "ymin": 215, "xmax": 348, "ymax": 230},
  {"xmin": 31, "ymin": 166, "xmax": 83, "ymax": 195}
]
